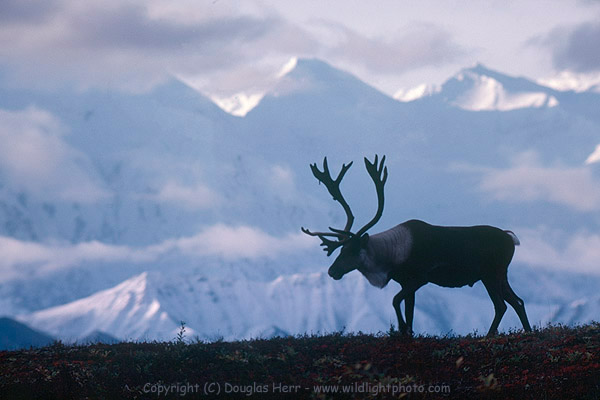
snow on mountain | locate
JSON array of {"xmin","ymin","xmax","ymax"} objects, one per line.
[
  {"xmin": 0, "ymin": 78, "xmax": 234, "ymax": 245},
  {"xmin": 438, "ymin": 64, "xmax": 559, "ymax": 111},
  {"xmin": 394, "ymin": 83, "xmax": 440, "ymax": 102},
  {"xmin": 210, "ymin": 92, "xmax": 264, "ymax": 117},
  {"xmin": 586, "ymin": 144, "xmax": 600, "ymax": 165},
  {"xmin": 19, "ymin": 272, "xmax": 181, "ymax": 342},
  {"xmin": 201, "ymin": 57, "xmax": 301, "ymax": 117},
  {"xmin": 19, "ymin": 270, "xmax": 383, "ymax": 341},
  {"xmin": 538, "ymin": 70, "xmax": 600, "ymax": 93},
  {"xmin": 13, "ymin": 270, "xmax": 485, "ymax": 341},
  {"xmin": 18, "ymin": 264, "xmax": 600, "ymax": 343}
]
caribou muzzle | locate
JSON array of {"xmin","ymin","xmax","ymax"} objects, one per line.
[{"xmin": 328, "ymin": 268, "xmax": 344, "ymax": 280}]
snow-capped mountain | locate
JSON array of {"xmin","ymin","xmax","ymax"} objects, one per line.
[
  {"xmin": 20, "ymin": 272, "xmax": 180, "ymax": 342},
  {"xmin": 1, "ymin": 58, "xmax": 600, "ymax": 343},
  {"xmin": 17, "ymin": 265, "xmax": 600, "ymax": 342},
  {"xmin": 438, "ymin": 64, "xmax": 560, "ymax": 111}
]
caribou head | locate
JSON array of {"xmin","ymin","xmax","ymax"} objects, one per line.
[{"xmin": 301, "ymin": 155, "xmax": 387, "ymax": 280}]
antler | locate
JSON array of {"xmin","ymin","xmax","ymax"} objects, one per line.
[
  {"xmin": 301, "ymin": 157, "xmax": 355, "ymax": 256},
  {"xmin": 309, "ymin": 157, "xmax": 355, "ymax": 233},
  {"xmin": 302, "ymin": 155, "xmax": 388, "ymax": 256},
  {"xmin": 355, "ymin": 155, "xmax": 388, "ymax": 238},
  {"xmin": 300, "ymin": 227, "xmax": 354, "ymax": 256}
]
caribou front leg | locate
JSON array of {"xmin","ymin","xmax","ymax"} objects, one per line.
[{"xmin": 392, "ymin": 289, "xmax": 409, "ymax": 335}]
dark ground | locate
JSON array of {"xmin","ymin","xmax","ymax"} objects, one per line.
[{"xmin": 1, "ymin": 323, "xmax": 599, "ymax": 399}]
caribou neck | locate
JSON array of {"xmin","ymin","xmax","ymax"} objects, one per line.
[{"xmin": 358, "ymin": 224, "xmax": 413, "ymax": 288}]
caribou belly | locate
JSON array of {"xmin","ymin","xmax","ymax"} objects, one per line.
[{"xmin": 428, "ymin": 263, "xmax": 480, "ymax": 288}]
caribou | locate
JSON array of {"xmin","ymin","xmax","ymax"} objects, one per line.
[{"xmin": 302, "ymin": 155, "xmax": 532, "ymax": 337}]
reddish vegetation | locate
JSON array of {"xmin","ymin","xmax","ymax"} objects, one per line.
[{"xmin": 1, "ymin": 323, "xmax": 599, "ymax": 399}]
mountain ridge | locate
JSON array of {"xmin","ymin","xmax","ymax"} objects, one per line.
[{"xmin": 17, "ymin": 263, "xmax": 600, "ymax": 343}]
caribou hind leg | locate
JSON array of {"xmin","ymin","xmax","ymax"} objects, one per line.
[
  {"xmin": 404, "ymin": 291, "xmax": 416, "ymax": 336},
  {"xmin": 502, "ymin": 279, "xmax": 532, "ymax": 332},
  {"xmin": 482, "ymin": 278, "xmax": 507, "ymax": 337}
]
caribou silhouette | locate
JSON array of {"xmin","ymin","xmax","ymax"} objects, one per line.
[{"xmin": 302, "ymin": 155, "xmax": 532, "ymax": 336}]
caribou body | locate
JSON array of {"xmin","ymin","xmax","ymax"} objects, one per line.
[{"xmin": 302, "ymin": 155, "xmax": 532, "ymax": 336}]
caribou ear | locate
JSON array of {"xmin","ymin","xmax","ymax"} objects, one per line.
[{"xmin": 360, "ymin": 233, "xmax": 370, "ymax": 248}]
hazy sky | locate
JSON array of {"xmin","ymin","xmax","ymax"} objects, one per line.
[{"xmin": 1, "ymin": 0, "xmax": 599, "ymax": 97}]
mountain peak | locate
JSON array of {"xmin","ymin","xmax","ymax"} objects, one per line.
[
  {"xmin": 257, "ymin": 57, "xmax": 396, "ymax": 108},
  {"xmin": 464, "ymin": 62, "xmax": 496, "ymax": 76},
  {"xmin": 20, "ymin": 271, "xmax": 181, "ymax": 342},
  {"xmin": 209, "ymin": 58, "xmax": 347, "ymax": 117},
  {"xmin": 150, "ymin": 77, "xmax": 229, "ymax": 116},
  {"xmin": 277, "ymin": 57, "xmax": 340, "ymax": 78},
  {"xmin": 453, "ymin": 63, "xmax": 521, "ymax": 86},
  {"xmin": 291, "ymin": 58, "xmax": 338, "ymax": 73},
  {"xmin": 441, "ymin": 64, "xmax": 560, "ymax": 111},
  {"xmin": 275, "ymin": 57, "xmax": 359, "ymax": 87}
]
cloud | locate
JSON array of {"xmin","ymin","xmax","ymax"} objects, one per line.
[
  {"xmin": 0, "ymin": 1, "xmax": 467, "ymax": 97},
  {"xmin": 534, "ymin": 20, "xmax": 600, "ymax": 73},
  {"xmin": 0, "ymin": 0, "xmax": 318, "ymax": 93},
  {"xmin": 69, "ymin": 4, "xmax": 275, "ymax": 51},
  {"xmin": 164, "ymin": 224, "xmax": 313, "ymax": 261},
  {"xmin": 0, "ymin": 224, "xmax": 313, "ymax": 279},
  {"xmin": 261, "ymin": 164, "xmax": 298, "ymax": 203},
  {"xmin": 152, "ymin": 181, "xmax": 220, "ymax": 210},
  {"xmin": 0, "ymin": 236, "xmax": 155, "ymax": 280},
  {"xmin": 469, "ymin": 152, "xmax": 600, "ymax": 212},
  {"xmin": 0, "ymin": 0, "xmax": 60, "ymax": 23},
  {"xmin": 0, "ymin": 107, "xmax": 110, "ymax": 202},
  {"xmin": 313, "ymin": 21, "xmax": 468, "ymax": 75},
  {"xmin": 515, "ymin": 227, "xmax": 600, "ymax": 275}
]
